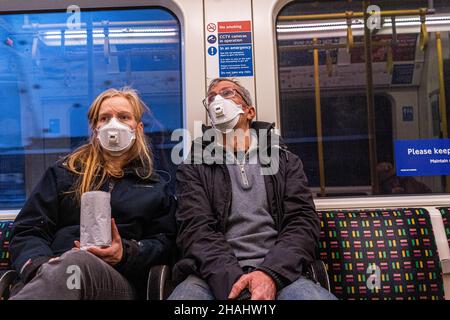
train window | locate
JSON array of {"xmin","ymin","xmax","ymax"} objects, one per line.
[
  {"xmin": 0, "ymin": 8, "xmax": 181, "ymax": 209},
  {"xmin": 276, "ymin": 0, "xmax": 450, "ymax": 197}
]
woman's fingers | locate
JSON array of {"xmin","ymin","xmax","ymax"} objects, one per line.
[{"xmin": 111, "ymin": 218, "xmax": 121, "ymax": 242}]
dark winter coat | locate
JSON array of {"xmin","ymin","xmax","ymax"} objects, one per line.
[{"xmin": 10, "ymin": 159, "xmax": 177, "ymax": 298}]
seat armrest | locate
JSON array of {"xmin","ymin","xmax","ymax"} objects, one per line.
[
  {"xmin": 305, "ymin": 260, "xmax": 331, "ymax": 292},
  {"xmin": 0, "ymin": 270, "xmax": 18, "ymax": 300},
  {"xmin": 442, "ymin": 259, "xmax": 450, "ymax": 275},
  {"xmin": 146, "ymin": 265, "xmax": 173, "ymax": 300}
]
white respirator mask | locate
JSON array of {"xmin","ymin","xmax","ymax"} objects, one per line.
[
  {"xmin": 207, "ymin": 95, "xmax": 244, "ymax": 133},
  {"xmin": 96, "ymin": 117, "xmax": 136, "ymax": 156}
]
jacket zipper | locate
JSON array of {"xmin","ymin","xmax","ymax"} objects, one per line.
[
  {"xmin": 239, "ymin": 164, "xmax": 249, "ymax": 187},
  {"xmin": 270, "ymin": 150, "xmax": 287, "ymax": 234},
  {"xmin": 108, "ymin": 179, "xmax": 116, "ymax": 193},
  {"xmin": 275, "ymin": 151, "xmax": 288, "ymax": 233},
  {"xmin": 221, "ymin": 165, "xmax": 232, "ymax": 232},
  {"xmin": 271, "ymin": 174, "xmax": 282, "ymax": 233}
]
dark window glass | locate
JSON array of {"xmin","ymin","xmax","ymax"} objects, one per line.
[{"xmin": 277, "ymin": 0, "xmax": 450, "ymax": 197}]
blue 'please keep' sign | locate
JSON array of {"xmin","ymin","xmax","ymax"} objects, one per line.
[{"xmin": 395, "ymin": 139, "xmax": 450, "ymax": 176}]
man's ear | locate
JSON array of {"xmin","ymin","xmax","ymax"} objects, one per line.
[{"xmin": 246, "ymin": 106, "xmax": 256, "ymax": 120}]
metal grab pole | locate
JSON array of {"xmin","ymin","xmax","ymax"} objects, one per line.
[
  {"xmin": 436, "ymin": 32, "xmax": 450, "ymax": 193},
  {"xmin": 436, "ymin": 32, "xmax": 449, "ymax": 139},
  {"xmin": 280, "ymin": 40, "xmax": 401, "ymax": 52},
  {"xmin": 278, "ymin": 8, "xmax": 431, "ymax": 22},
  {"xmin": 363, "ymin": 0, "xmax": 379, "ymax": 194},
  {"xmin": 313, "ymin": 38, "xmax": 326, "ymax": 197}
]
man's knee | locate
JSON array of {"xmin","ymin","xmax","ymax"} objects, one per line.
[
  {"xmin": 175, "ymin": 275, "xmax": 210, "ymax": 292},
  {"xmin": 169, "ymin": 275, "xmax": 214, "ymax": 300},
  {"xmin": 277, "ymin": 277, "xmax": 337, "ymax": 300}
]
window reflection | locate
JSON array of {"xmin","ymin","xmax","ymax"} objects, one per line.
[
  {"xmin": 277, "ymin": 0, "xmax": 450, "ymax": 197},
  {"xmin": 0, "ymin": 8, "xmax": 182, "ymax": 209}
]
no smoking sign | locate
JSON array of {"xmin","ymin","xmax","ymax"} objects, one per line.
[{"xmin": 207, "ymin": 23, "xmax": 216, "ymax": 32}]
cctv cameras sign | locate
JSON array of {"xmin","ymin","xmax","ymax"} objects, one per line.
[{"xmin": 206, "ymin": 20, "xmax": 254, "ymax": 78}]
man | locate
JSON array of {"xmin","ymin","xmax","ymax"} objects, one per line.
[{"xmin": 169, "ymin": 78, "xmax": 336, "ymax": 300}]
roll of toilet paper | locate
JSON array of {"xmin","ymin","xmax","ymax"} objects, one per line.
[{"xmin": 80, "ymin": 191, "xmax": 112, "ymax": 249}]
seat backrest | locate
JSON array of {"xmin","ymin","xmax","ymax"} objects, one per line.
[
  {"xmin": 439, "ymin": 207, "xmax": 450, "ymax": 247},
  {"xmin": 0, "ymin": 220, "xmax": 14, "ymax": 271},
  {"xmin": 318, "ymin": 208, "xmax": 444, "ymax": 300}
]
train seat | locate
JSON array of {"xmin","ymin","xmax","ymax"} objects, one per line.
[
  {"xmin": 0, "ymin": 220, "xmax": 14, "ymax": 299},
  {"xmin": 0, "ymin": 220, "xmax": 12, "ymax": 271},
  {"xmin": 439, "ymin": 208, "xmax": 450, "ymax": 247},
  {"xmin": 318, "ymin": 208, "xmax": 445, "ymax": 300},
  {"xmin": 1, "ymin": 207, "xmax": 449, "ymax": 300}
]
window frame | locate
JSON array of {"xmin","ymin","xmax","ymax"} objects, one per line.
[
  {"xmin": 0, "ymin": 0, "xmax": 205, "ymax": 217},
  {"xmin": 253, "ymin": 0, "xmax": 450, "ymax": 203}
]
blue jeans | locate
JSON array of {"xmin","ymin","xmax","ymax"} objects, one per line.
[{"xmin": 168, "ymin": 274, "xmax": 338, "ymax": 300}]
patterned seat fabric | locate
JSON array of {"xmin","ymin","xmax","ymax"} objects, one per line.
[
  {"xmin": 318, "ymin": 208, "xmax": 444, "ymax": 300},
  {"xmin": 0, "ymin": 221, "xmax": 13, "ymax": 270},
  {"xmin": 438, "ymin": 207, "xmax": 450, "ymax": 247}
]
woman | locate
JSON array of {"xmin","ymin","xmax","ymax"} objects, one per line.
[{"xmin": 9, "ymin": 88, "xmax": 176, "ymax": 300}]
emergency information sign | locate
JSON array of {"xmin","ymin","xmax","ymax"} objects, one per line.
[
  {"xmin": 206, "ymin": 20, "xmax": 254, "ymax": 78},
  {"xmin": 395, "ymin": 139, "xmax": 450, "ymax": 176}
]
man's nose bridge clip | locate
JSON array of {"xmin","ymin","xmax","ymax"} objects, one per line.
[{"xmin": 214, "ymin": 105, "xmax": 224, "ymax": 117}]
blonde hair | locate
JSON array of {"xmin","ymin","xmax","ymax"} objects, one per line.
[{"xmin": 65, "ymin": 87, "xmax": 153, "ymax": 203}]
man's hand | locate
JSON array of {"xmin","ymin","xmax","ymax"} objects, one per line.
[
  {"xmin": 74, "ymin": 218, "xmax": 123, "ymax": 266},
  {"xmin": 228, "ymin": 270, "xmax": 276, "ymax": 300}
]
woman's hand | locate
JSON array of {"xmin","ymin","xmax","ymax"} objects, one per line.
[{"xmin": 74, "ymin": 218, "xmax": 123, "ymax": 266}]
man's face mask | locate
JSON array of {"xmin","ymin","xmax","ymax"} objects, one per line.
[
  {"xmin": 96, "ymin": 117, "xmax": 136, "ymax": 156},
  {"xmin": 207, "ymin": 95, "xmax": 244, "ymax": 133}
]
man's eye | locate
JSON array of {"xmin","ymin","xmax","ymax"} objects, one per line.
[
  {"xmin": 208, "ymin": 94, "xmax": 216, "ymax": 103},
  {"xmin": 221, "ymin": 89, "xmax": 234, "ymax": 97}
]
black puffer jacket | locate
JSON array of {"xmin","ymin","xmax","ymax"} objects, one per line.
[
  {"xmin": 10, "ymin": 159, "xmax": 177, "ymax": 299},
  {"xmin": 173, "ymin": 121, "xmax": 320, "ymax": 300}
]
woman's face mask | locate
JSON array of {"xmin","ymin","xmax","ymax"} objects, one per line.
[
  {"xmin": 96, "ymin": 117, "xmax": 136, "ymax": 156},
  {"xmin": 207, "ymin": 95, "xmax": 244, "ymax": 133}
]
